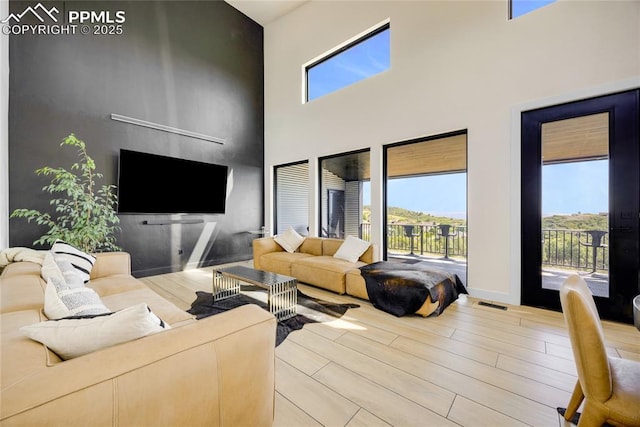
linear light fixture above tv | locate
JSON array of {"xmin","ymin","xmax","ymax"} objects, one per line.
[
  {"xmin": 117, "ymin": 149, "xmax": 228, "ymax": 214},
  {"xmin": 111, "ymin": 114, "xmax": 225, "ymax": 145}
]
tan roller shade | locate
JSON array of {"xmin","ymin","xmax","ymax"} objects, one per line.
[
  {"xmin": 542, "ymin": 113, "xmax": 609, "ymax": 164},
  {"xmin": 387, "ymin": 134, "xmax": 467, "ymax": 178}
]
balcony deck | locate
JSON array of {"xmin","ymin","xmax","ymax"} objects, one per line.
[{"xmin": 388, "ymin": 252, "xmax": 609, "ymax": 298}]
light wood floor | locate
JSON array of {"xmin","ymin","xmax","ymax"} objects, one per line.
[{"xmin": 140, "ymin": 261, "xmax": 640, "ymax": 427}]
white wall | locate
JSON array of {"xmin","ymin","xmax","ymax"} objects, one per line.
[
  {"xmin": 263, "ymin": 0, "xmax": 640, "ymax": 304},
  {"xmin": 0, "ymin": 0, "xmax": 8, "ymax": 250}
]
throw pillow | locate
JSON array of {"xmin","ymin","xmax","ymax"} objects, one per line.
[
  {"xmin": 44, "ymin": 279, "xmax": 73, "ymax": 320},
  {"xmin": 51, "ymin": 240, "xmax": 96, "ymax": 283},
  {"xmin": 41, "ymin": 251, "xmax": 64, "ymax": 283},
  {"xmin": 44, "ymin": 276, "xmax": 110, "ymax": 319},
  {"xmin": 274, "ymin": 226, "xmax": 305, "ymax": 253},
  {"xmin": 333, "ymin": 236, "xmax": 371, "ymax": 263},
  {"xmin": 54, "ymin": 257, "xmax": 87, "ymax": 287},
  {"xmin": 21, "ymin": 303, "xmax": 171, "ymax": 360}
]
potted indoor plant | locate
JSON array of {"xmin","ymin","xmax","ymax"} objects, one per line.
[{"xmin": 11, "ymin": 134, "xmax": 120, "ymax": 253}]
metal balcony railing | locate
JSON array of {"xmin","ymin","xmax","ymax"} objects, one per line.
[
  {"xmin": 360, "ymin": 223, "xmax": 468, "ymax": 259},
  {"xmin": 542, "ymin": 229, "xmax": 608, "ymax": 273},
  {"xmin": 359, "ymin": 223, "xmax": 609, "ymax": 273}
]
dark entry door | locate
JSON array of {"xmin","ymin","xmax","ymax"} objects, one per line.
[{"xmin": 521, "ymin": 90, "xmax": 639, "ymax": 323}]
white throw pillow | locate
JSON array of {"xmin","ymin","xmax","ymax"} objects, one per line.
[
  {"xmin": 44, "ymin": 279, "xmax": 72, "ymax": 320},
  {"xmin": 51, "ymin": 240, "xmax": 96, "ymax": 283},
  {"xmin": 21, "ymin": 303, "xmax": 171, "ymax": 360},
  {"xmin": 44, "ymin": 276, "xmax": 110, "ymax": 319},
  {"xmin": 333, "ymin": 236, "xmax": 371, "ymax": 263},
  {"xmin": 274, "ymin": 226, "xmax": 305, "ymax": 253},
  {"xmin": 41, "ymin": 252, "xmax": 64, "ymax": 283}
]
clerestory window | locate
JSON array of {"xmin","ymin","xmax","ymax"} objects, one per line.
[
  {"xmin": 510, "ymin": 0, "xmax": 556, "ymax": 19},
  {"xmin": 304, "ymin": 22, "xmax": 390, "ymax": 102}
]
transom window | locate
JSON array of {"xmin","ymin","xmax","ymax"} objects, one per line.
[
  {"xmin": 304, "ymin": 22, "xmax": 390, "ymax": 102},
  {"xmin": 510, "ymin": 0, "xmax": 556, "ymax": 19}
]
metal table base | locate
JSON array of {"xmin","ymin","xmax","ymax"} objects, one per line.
[{"xmin": 213, "ymin": 266, "xmax": 297, "ymax": 321}]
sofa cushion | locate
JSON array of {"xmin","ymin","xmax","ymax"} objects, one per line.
[
  {"xmin": 51, "ymin": 240, "xmax": 96, "ymax": 283},
  {"xmin": 259, "ymin": 252, "xmax": 314, "ymax": 277},
  {"xmin": 298, "ymin": 237, "xmax": 323, "ymax": 256},
  {"xmin": 100, "ymin": 288, "xmax": 195, "ymax": 326},
  {"xmin": 21, "ymin": 303, "xmax": 171, "ymax": 360},
  {"xmin": 0, "ymin": 262, "xmax": 46, "ymax": 314},
  {"xmin": 292, "ymin": 256, "xmax": 367, "ymax": 294},
  {"xmin": 274, "ymin": 226, "xmax": 305, "ymax": 253},
  {"xmin": 333, "ymin": 236, "xmax": 371, "ymax": 263},
  {"xmin": 321, "ymin": 238, "xmax": 344, "ymax": 256},
  {"xmin": 346, "ymin": 268, "xmax": 369, "ymax": 300},
  {"xmin": 87, "ymin": 274, "xmax": 149, "ymax": 297},
  {"xmin": 1, "ymin": 310, "xmax": 59, "ymax": 388}
]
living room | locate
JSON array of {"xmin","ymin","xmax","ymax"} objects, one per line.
[{"xmin": 1, "ymin": 0, "xmax": 639, "ymax": 426}]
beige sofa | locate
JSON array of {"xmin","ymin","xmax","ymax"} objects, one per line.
[
  {"xmin": 253, "ymin": 237, "xmax": 374, "ymax": 296},
  {"xmin": 0, "ymin": 252, "xmax": 276, "ymax": 426},
  {"xmin": 253, "ymin": 236, "xmax": 439, "ymax": 316}
]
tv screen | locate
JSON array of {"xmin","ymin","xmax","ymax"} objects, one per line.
[{"xmin": 117, "ymin": 149, "xmax": 228, "ymax": 214}]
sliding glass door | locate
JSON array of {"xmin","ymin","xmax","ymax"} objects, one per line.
[{"xmin": 383, "ymin": 131, "xmax": 468, "ymax": 285}]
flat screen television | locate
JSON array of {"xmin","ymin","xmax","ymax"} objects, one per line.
[{"xmin": 117, "ymin": 149, "xmax": 228, "ymax": 214}]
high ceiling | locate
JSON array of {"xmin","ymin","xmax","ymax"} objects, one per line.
[
  {"xmin": 223, "ymin": 1, "xmax": 610, "ymax": 175},
  {"xmin": 224, "ymin": 0, "xmax": 309, "ymax": 26}
]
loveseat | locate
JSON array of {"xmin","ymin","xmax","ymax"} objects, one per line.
[
  {"xmin": 0, "ymin": 251, "xmax": 276, "ymax": 426},
  {"xmin": 253, "ymin": 236, "xmax": 440, "ymax": 316},
  {"xmin": 253, "ymin": 236, "xmax": 374, "ymax": 296}
]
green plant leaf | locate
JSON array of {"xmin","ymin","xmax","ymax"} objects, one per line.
[{"xmin": 10, "ymin": 133, "xmax": 121, "ymax": 253}]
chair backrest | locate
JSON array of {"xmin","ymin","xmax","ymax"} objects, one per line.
[{"xmin": 559, "ymin": 275, "xmax": 613, "ymax": 402}]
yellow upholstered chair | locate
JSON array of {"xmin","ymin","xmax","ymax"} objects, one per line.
[{"xmin": 559, "ymin": 275, "xmax": 640, "ymax": 427}]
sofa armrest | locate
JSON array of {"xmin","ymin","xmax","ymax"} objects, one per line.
[
  {"xmin": 252, "ymin": 237, "xmax": 283, "ymax": 270},
  {"xmin": 90, "ymin": 252, "xmax": 131, "ymax": 279},
  {"xmin": 1, "ymin": 305, "xmax": 276, "ymax": 426},
  {"xmin": 360, "ymin": 244, "xmax": 379, "ymax": 264}
]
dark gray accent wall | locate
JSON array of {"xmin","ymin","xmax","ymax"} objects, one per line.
[{"xmin": 9, "ymin": 0, "xmax": 264, "ymax": 276}]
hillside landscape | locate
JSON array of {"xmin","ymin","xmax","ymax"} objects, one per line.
[{"xmin": 364, "ymin": 206, "xmax": 608, "ymax": 231}]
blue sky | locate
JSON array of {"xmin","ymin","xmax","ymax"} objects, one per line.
[
  {"xmin": 362, "ymin": 174, "xmax": 467, "ymax": 219},
  {"xmin": 307, "ymin": 28, "xmax": 390, "ymax": 101},
  {"xmin": 362, "ymin": 159, "xmax": 608, "ymax": 220},
  {"xmin": 542, "ymin": 159, "xmax": 608, "ymax": 215},
  {"xmin": 512, "ymin": 0, "xmax": 556, "ymax": 18}
]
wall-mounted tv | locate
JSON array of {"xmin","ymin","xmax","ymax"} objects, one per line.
[{"xmin": 117, "ymin": 149, "xmax": 228, "ymax": 214}]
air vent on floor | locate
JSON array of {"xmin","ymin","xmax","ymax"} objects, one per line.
[{"xmin": 478, "ymin": 301, "xmax": 507, "ymax": 310}]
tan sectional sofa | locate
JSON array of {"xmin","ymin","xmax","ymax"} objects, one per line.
[
  {"xmin": 253, "ymin": 236, "xmax": 375, "ymax": 296},
  {"xmin": 253, "ymin": 236, "xmax": 439, "ymax": 316},
  {"xmin": 0, "ymin": 251, "xmax": 276, "ymax": 426}
]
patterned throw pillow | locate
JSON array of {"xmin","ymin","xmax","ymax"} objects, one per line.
[
  {"xmin": 44, "ymin": 276, "xmax": 110, "ymax": 319},
  {"xmin": 21, "ymin": 303, "xmax": 171, "ymax": 360},
  {"xmin": 54, "ymin": 257, "xmax": 87, "ymax": 287},
  {"xmin": 51, "ymin": 240, "xmax": 96, "ymax": 283},
  {"xmin": 41, "ymin": 252, "xmax": 64, "ymax": 283}
]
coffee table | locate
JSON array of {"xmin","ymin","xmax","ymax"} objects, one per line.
[{"xmin": 213, "ymin": 265, "xmax": 297, "ymax": 321}]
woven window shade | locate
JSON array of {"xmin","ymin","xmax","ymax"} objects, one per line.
[{"xmin": 542, "ymin": 113, "xmax": 609, "ymax": 164}]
